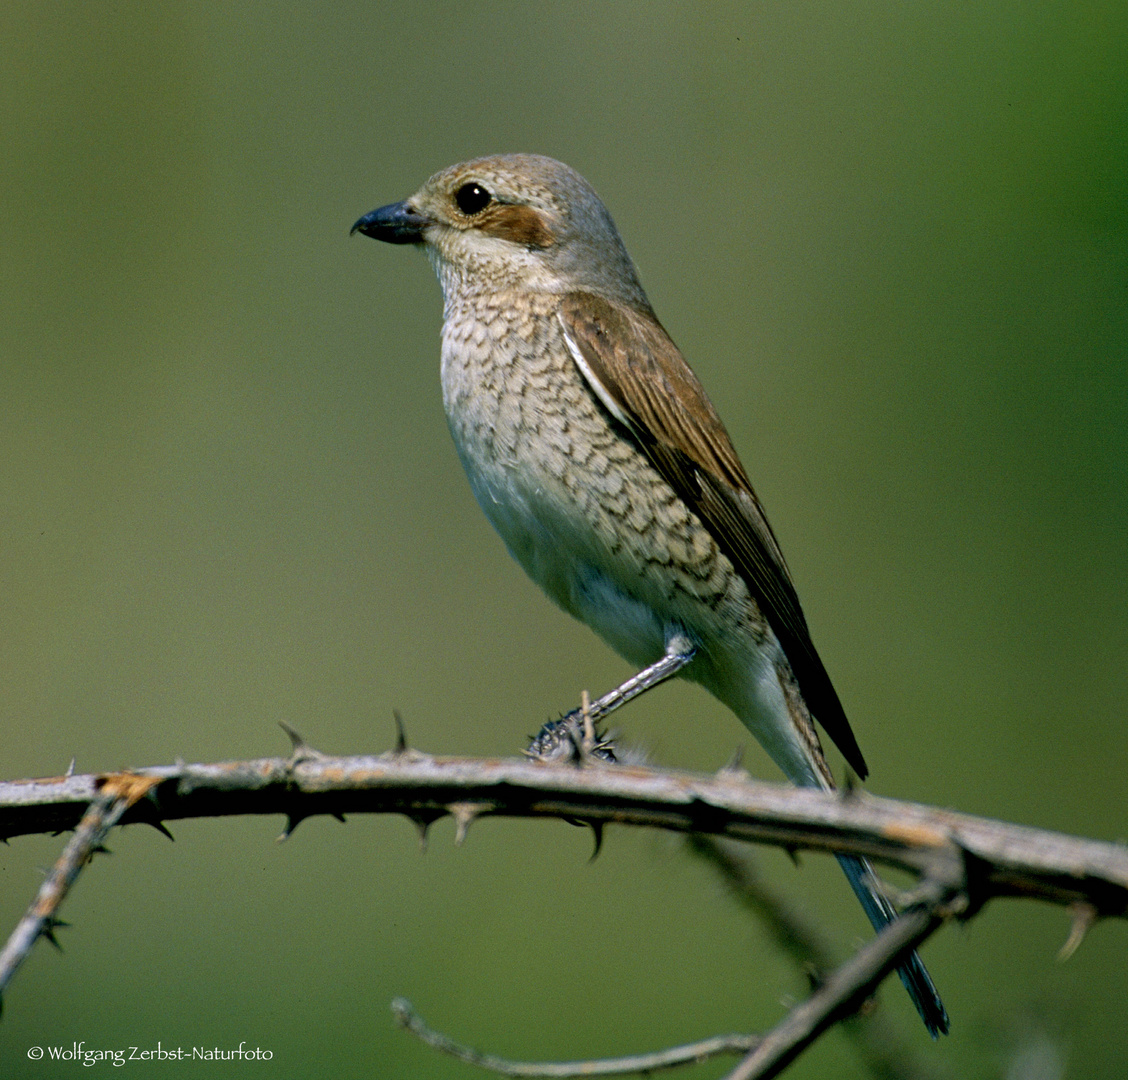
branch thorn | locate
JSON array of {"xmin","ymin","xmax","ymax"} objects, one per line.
[
  {"xmin": 277, "ymin": 811, "xmax": 307, "ymax": 842},
  {"xmin": 144, "ymin": 819, "xmax": 175, "ymax": 842},
  {"xmin": 450, "ymin": 804, "xmax": 481, "ymax": 846},
  {"xmin": 126, "ymin": 793, "xmax": 175, "ymax": 841},
  {"xmin": 39, "ymin": 916, "xmax": 70, "ymax": 951},
  {"xmin": 407, "ymin": 812, "xmax": 444, "ymax": 852},
  {"xmin": 588, "ymin": 820, "xmax": 605, "ymax": 862},
  {"xmin": 393, "ymin": 710, "xmax": 408, "ymax": 754},
  {"xmin": 1059, "ymin": 901, "xmax": 1098, "ymax": 960},
  {"xmin": 279, "ymin": 722, "xmax": 324, "ymax": 765},
  {"xmin": 718, "ymin": 745, "xmax": 747, "ymax": 776}
]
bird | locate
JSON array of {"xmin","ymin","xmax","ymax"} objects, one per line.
[{"xmin": 352, "ymin": 154, "xmax": 948, "ymax": 1037}]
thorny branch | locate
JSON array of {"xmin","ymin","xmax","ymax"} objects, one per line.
[
  {"xmin": 0, "ymin": 772, "xmax": 161, "ymax": 1006},
  {"xmin": 2, "ymin": 737, "xmax": 1124, "ymax": 915},
  {"xmin": 0, "ymin": 727, "xmax": 1125, "ymax": 1074}
]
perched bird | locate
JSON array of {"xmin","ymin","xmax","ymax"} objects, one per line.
[{"xmin": 353, "ymin": 154, "xmax": 948, "ymax": 1036}]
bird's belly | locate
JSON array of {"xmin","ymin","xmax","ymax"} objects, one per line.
[
  {"xmin": 444, "ymin": 391, "xmax": 750, "ymax": 675},
  {"xmin": 452, "ymin": 428, "xmax": 669, "ymax": 668}
]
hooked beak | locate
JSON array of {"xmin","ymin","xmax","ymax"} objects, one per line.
[{"xmin": 350, "ymin": 200, "xmax": 432, "ymax": 244}]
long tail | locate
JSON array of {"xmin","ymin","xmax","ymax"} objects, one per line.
[{"xmin": 836, "ymin": 852, "xmax": 949, "ymax": 1037}]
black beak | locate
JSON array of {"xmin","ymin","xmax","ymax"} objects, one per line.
[{"xmin": 350, "ymin": 200, "xmax": 431, "ymax": 244}]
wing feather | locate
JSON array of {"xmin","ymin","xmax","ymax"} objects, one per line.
[{"xmin": 560, "ymin": 292, "xmax": 868, "ymax": 779}]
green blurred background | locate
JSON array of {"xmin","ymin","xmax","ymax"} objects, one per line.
[{"xmin": 1, "ymin": 3, "xmax": 1125, "ymax": 1077}]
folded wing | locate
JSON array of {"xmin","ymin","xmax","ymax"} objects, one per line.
[{"xmin": 559, "ymin": 291, "xmax": 868, "ymax": 779}]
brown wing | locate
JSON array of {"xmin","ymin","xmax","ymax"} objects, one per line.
[{"xmin": 560, "ymin": 291, "xmax": 868, "ymax": 779}]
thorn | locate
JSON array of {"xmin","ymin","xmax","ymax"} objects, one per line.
[
  {"xmin": 450, "ymin": 804, "xmax": 481, "ymax": 846},
  {"xmin": 144, "ymin": 819, "xmax": 175, "ymax": 842},
  {"xmin": 40, "ymin": 917, "xmax": 70, "ymax": 951},
  {"xmin": 332, "ymin": 813, "xmax": 346, "ymax": 824},
  {"xmin": 90, "ymin": 844, "xmax": 111, "ymax": 857},
  {"xmin": 718, "ymin": 745, "xmax": 746, "ymax": 775},
  {"xmin": 1059, "ymin": 901, "xmax": 1098, "ymax": 960},
  {"xmin": 954, "ymin": 841, "xmax": 994, "ymax": 920},
  {"xmin": 65, "ymin": 758, "xmax": 76, "ymax": 778},
  {"xmin": 588, "ymin": 821, "xmax": 604, "ymax": 862},
  {"xmin": 393, "ymin": 710, "xmax": 408, "ymax": 753},
  {"xmin": 280, "ymin": 722, "xmax": 324, "ymax": 765},
  {"xmin": 406, "ymin": 811, "xmax": 444, "ymax": 853},
  {"xmin": 128, "ymin": 794, "xmax": 175, "ymax": 841},
  {"xmin": 279, "ymin": 726, "xmax": 329, "ymax": 767},
  {"xmin": 277, "ymin": 812, "xmax": 307, "ymax": 842},
  {"xmin": 785, "ymin": 846, "xmax": 802, "ymax": 868}
]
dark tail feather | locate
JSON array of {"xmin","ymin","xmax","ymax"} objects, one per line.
[{"xmin": 836, "ymin": 853, "xmax": 950, "ymax": 1038}]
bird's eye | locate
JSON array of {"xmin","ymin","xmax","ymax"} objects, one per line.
[{"xmin": 455, "ymin": 182, "xmax": 492, "ymax": 215}]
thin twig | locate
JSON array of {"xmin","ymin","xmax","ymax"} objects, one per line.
[
  {"xmin": 724, "ymin": 903, "xmax": 952, "ymax": 1080},
  {"xmin": 0, "ymin": 773, "xmax": 160, "ymax": 1003},
  {"xmin": 390, "ymin": 873, "xmax": 956, "ymax": 1080},
  {"xmin": 391, "ymin": 997, "xmax": 758, "ymax": 1077},
  {"xmin": 686, "ymin": 836, "xmax": 950, "ymax": 1080}
]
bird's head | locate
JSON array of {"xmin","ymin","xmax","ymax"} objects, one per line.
[{"xmin": 352, "ymin": 154, "xmax": 650, "ymax": 310}]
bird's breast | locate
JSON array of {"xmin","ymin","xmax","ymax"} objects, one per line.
[{"xmin": 438, "ymin": 292, "xmax": 751, "ymax": 666}]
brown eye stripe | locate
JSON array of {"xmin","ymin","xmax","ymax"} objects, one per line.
[{"xmin": 476, "ymin": 203, "xmax": 554, "ymax": 249}]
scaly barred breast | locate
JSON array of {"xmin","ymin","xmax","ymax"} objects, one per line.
[{"xmin": 438, "ymin": 292, "xmax": 764, "ymax": 653}]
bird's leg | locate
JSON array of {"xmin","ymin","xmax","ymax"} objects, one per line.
[
  {"xmin": 580, "ymin": 632, "xmax": 697, "ymax": 726},
  {"xmin": 525, "ymin": 633, "xmax": 697, "ymax": 762}
]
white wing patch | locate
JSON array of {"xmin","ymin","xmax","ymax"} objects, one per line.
[{"xmin": 559, "ymin": 314, "xmax": 645, "ymax": 441}]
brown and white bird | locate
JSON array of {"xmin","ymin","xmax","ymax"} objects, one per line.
[{"xmin": 352, "ymin": 154, "xmax": 948, "ymax": 1036}]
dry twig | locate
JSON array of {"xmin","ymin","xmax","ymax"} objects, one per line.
[
  {"xmin": 0, "ymin": 773, "xmax": 161, "ymax": 1006},
  {"xmin": 724, "ymin": 903, "xmax": 953, "ymax": 1080},
  {"xmin": 686, "ymin": 837, "xmax": 950, "ymax": 1080},
  {"xmin": 392, "ymin": 997, "xmax": 758, "ymax": 1076}
]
